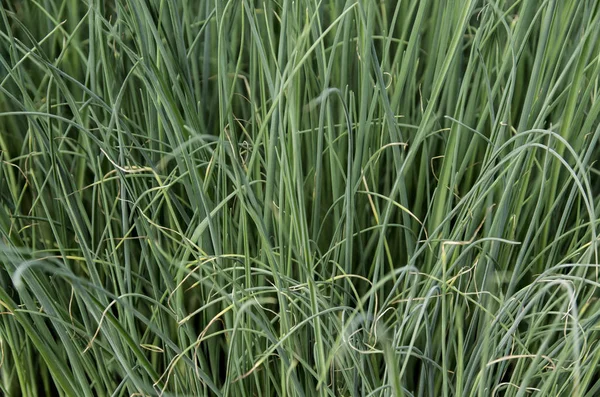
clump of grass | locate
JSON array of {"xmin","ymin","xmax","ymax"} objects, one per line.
[{"xmin": 0, "ymin": 0, "xmax": 599, "ymax": 396}]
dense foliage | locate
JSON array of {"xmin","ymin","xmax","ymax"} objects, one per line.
[{"xmin": 1, "ymin": 0, "xmax": 599, "ymax": 396}]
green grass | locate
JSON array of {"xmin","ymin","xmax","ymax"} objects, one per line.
[{"xmin": 0, "ymin": 0, "xmax": 599, "ymax": 395}]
